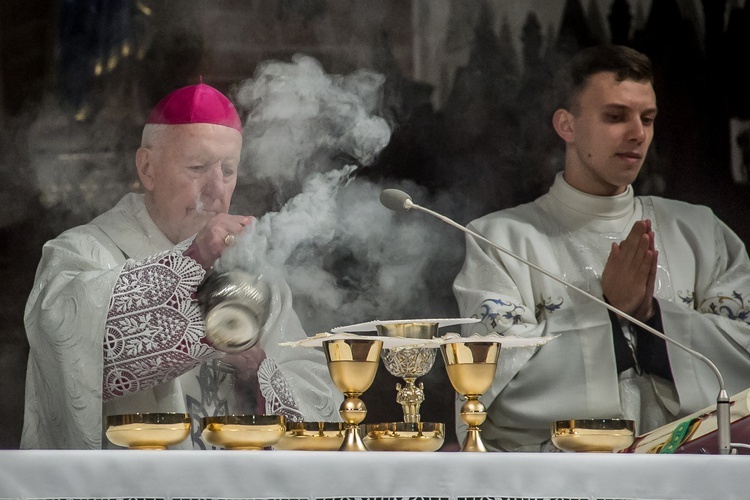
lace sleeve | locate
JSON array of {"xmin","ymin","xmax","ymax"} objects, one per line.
[
  {"xmin": 257, "ymin": 358, "xmax": 304, "ymax": 422},
  {"xmin": 103, "ymin": 241, "xmax": 220, "ymax": 400}
]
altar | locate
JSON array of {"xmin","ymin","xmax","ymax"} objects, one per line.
[{"xmin": 0, "ymin": 449, "xmax": 747, "ymax": 500}]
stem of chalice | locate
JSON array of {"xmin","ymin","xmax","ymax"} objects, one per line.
[
  {"xmin": 377, "ymin": 323, "xmax": 438, "ymax": 424},
  {"xmin": 441, "ymin": 340, "xmax": 501, "ymax": 452},
  {"xmin": 396, "ymin": 377, "xmax": 425, "ymax": 423},
  {"xmin": 323, "ymin": 338, "xmax": 383, "ymax": 451},
  {"xmin": 460, "ymin": 394, "xmax": 488, "ymax": 452}
]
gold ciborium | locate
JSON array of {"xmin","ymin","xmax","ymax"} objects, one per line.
[
  {"xmin": 441, "ymin": 340, "xmax": 501, "ymax": 452},
  {"xmin": 323, "ymin": 338, "xmax": 383, "ymax": 451},
  {"xmin": 377, "ymin": 322, "xmax": 438, "ymax": 423}
]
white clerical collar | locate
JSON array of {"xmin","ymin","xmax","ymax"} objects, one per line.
[{"xmin": 548, "ymin": 171, "xmax": 635, "ymax": 220}]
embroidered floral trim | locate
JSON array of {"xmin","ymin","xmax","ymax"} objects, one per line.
[
  {"xmin": 476, "ymin": 297, "xmax": 528, "ymax": 333},
  {"xmin": 103, "ymin": 241, "xmax": 220, "ymax": 400},
  {"xmin": 535, "ymin": 294, "xmax": 564, "ymax": 317},
  {"xmin": 700, "ymin": 290, "xmax": 750, "ymax": 324},
  {"xmin": 258, "ymin": 358, "xmax": 304, "ymax": 422}
]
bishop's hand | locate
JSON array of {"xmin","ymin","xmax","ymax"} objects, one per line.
[{"xmin": 185, "ymin": 213, "xmax": 254, "ymax": 269}]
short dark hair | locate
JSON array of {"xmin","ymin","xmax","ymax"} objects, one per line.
[{"xmin": 554, "ymin": 45, "xmax": 654, "ymax": 112}]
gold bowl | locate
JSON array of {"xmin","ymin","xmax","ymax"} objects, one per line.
[
  {"xmin": 551, "ymin": 418, "xmax": 636, "ymax": 453},
  {"xmin": 375, "ymin": 322, "xmax": 439, "ymax": 339},
  {"xmin": 201, "ymin": 415, "xmax": 286, "ymax": 450},
  {"xmin": 105, "ymin": 413, "xmax": 191, "ymax": 449},
  {"xmin": 363, "ymin": 422, "xmax": 445, "ymax": 451},
  {"xmin": 274, "ymin": 421, "xmax": 345, "ymax": 451}
]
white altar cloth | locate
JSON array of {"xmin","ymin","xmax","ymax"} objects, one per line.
[{"xmin": 0, "ymin": 449, "xmax": 747, "ymax": 500}]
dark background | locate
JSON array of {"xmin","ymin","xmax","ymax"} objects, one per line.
[{"xmin": 1, "ymin": 0, "xmax": 749, "ymax": 450}]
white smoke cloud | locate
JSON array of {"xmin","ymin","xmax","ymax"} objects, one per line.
[
  {"xmin": 216, "ymin": 165, "xmax": 356, "ymax": 274},
  {"xmin": 236, "ymin": 54, "xmax": 391, "ymax": 185},
  {"xmin": 217, "ymin": 54, "xmax": 471, "ymax": 334}
]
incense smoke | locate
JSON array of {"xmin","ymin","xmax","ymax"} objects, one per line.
[{"xmin": 215, "ymin": 54, "xmax": 471, "ymax": 334}]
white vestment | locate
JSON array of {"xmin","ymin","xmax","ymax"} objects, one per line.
[
  {"xmin": 454, "ymin": 172, "xmax": 750, "ymax": 451},
  {"xmin": 23, "ymin": 193, "xmax": 341, "ymax": 449}
]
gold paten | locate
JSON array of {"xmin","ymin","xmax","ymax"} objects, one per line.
[
  {"xmin": 551, "ymin": 418, "xmax": 636, "ymax": 453},
  {"xmin": 363, "ymin": 422, "xmax": 445, "ymax": 451},
  {"xmin": 105, "ymin": 412, "xmax": 191, "ymax": 449},
  {"xmin": 323, "ymin": 338, "xmax": 383, "ymax": 451},
  {"xmin": 377, "ymin": 322, "xmax": 438, "ymax": 424},
  {"xmin": 441, "ymin": 341, "xmax": 501, "ymax": 452},
  {"xmin": 274, "ymin": 421, "xmax": 345, "ymax": 451},
  {"xmin": 201, "ymin": 415, "xmax": 286, "ymax": 450}
]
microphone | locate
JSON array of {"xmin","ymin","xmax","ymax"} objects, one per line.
[
  {"xmin": 380, "ymin": 188, "xmax": 732, "ymax": 455},
  {"xmin": 380, "ymin": 188, "xmax": 414, "ymax": 211}
]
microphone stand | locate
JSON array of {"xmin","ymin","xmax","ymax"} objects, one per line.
[{"xmin": 383, "ymin": 189, "xmax": 732, "ymax": 455}]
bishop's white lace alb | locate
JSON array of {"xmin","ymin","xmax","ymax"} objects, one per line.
[{"xmin": 102, "ymin": 242, "xmax": 220, "ymax": 400}]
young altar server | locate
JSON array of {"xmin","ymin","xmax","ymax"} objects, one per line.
[{"xmin": 453, "ymin": 45, "xmax": 750, "ymax": 451}]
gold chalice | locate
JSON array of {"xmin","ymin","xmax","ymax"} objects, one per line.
[
  {"xmin": 376, "ymin": 322, "xmax": 438, "ymax": 423},
  {"xmin": 105, "ymin": 412, "xmax": 191, "ymax": 449},
  {"xmin": 323, "ymin": 338, "xmax": 383, "ymax": 451},
  {"xmin": 441, "ymin": 340, "xmax": 501, "ymax": 452}
]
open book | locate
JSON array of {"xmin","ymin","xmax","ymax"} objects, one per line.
[{"xmin": 628, "ymin": 388, "xmax": 750, "ymax": 454}]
